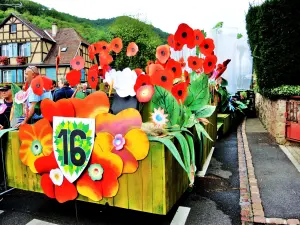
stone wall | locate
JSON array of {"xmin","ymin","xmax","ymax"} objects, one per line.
[{"xmin": 255, "ymin": 93, "xmax": 287, "ymax": 144}]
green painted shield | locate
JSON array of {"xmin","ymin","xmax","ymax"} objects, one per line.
[{"xmin": 53, "ymin": 116, "xmax": 95, "ymax": 183}]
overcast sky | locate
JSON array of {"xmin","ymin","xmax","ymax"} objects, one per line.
[{"xmin": 31, "ymin": 0, "xmax": 264, "ymax": 35}]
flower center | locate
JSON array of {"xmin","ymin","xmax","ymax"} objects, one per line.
[
  {"xmin": 196, "ymin": 35, "xmax": 199, "ymax": 40},
  {"xmin": 131, "ymin": 47, "xmax": 135, "ymax": 52},
  {"xmin": 88, "ymin": 164, "xmax": 104, "ymax": 181},
  {"xmin": 76, "ymin": 61, "xmax": 80, "ymax": 65},
  {"xmin": 182, "ymin": 32, "xmax": 187, "ymax": 38},
  {"xmin": 204, "ymin": 44, "xmax": 209, "ymax": 49},
  {"xmin": 161, "ymin": 75, "xmax": 167, "ymax": 82},
  {"xmin": 49, "ymin": 168, "xmax": 64, "ymax": 186},
  {"xmin": 113, "ymin": 134, "xmax": 125, "ymax": 151},
  {"xmin": 30, "ymin": 140, "xmax": 42, "ymax": 156},
  {"xmin": 178, "ymin": 90, "xmax": 183, "ymax": 96},
  {"xmin": 172, "ymin": 67, "xmax": 176, "ymax": 73},
  {"xmin": 208, "ymin": 62, "xmax": 212, "ymax": 67},
  {"xmin": 155, "ymin": 114, "xmax": 163, "ymax": 122},
  {"xmin": 115, "ymin": 44, "xmax": 119, "ymax": 48},
  {"xmin": 193, "ymin": 61, "xmax": 197, "ymax": 65},
  {"xmin": 161, "ymin": 51, "xmax": 165, "ymax": 56}
]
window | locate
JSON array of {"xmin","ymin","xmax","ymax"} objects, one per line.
[
  {"xmin": 19, "ymin": 43, "xmax": 31, "ymax": 57},
  {"xmin": 1, "ymin": 44, "xmax": 18, "ymax": 57},
  {"xmin": 1, "ymin": 45, "xmax": 9, "ymax": 56},
  {"xmin": 61, "ymin": 47, "xmax": 68, "ymax": 52},
  {"xmin": 3, "ymin": 70, "xmax": 12, "ymax": 83},
  {"xmin": 46, "ymin": 68, "xmax": 56, "ymax": 81},
  {"xmin": 10, "ymin": 24, "xmax": 17, "ymax": 33},
  {"xmin": 80, "ymin": 49, "xmax": 83, "ymax": 57},
  {"xmin": 17, "ymin": 69, "xmax": 23, "ymax": 83}
]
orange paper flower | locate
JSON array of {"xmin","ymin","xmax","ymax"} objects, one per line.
[
  {"xmin": 203, "ymin": 55, "xmax": 217, "ymax": 74},
  {"xmin": 76, "ymin": 144, "xmax": 123, "ymax": 201},
  {"xmin": 156, "ymin": 45, "xmax": 170, "ymax": 64},
  {"xmin": 31, "ymin": 75, "xmax": 44, "ymax": 96},
  {"xmin": 149, "ymin": 63, "xmax": 164, "ymax": 76},
  {"xmin": 95, "ymin": 108, "xmax": 149, "ymax": 174},
  {"xmin": 19, "ymin": 118, "xmax": 53, "ymax": 173},
  {"xmin": 200, "ymin": 38, "xmax": 215, "ymax": 56},
  {"xmin": 110, "ymin": 37, "xmax": 123, "ymax": 54},
  {"xmin": 194, "ymin": 29, "xmax": 205, "ymax": 46},
  {"xmin": 188, "ymin": 56, "xmax": 203, "ymax": 71},
  {"xmin": 95, "ymin": 41, "xmax": 110, "ymax": 54},
  {"xmin": 134, "ymin": 74, "xmax": 151, "ymax": 92},
  {"xmin": 88, "ymin": 44, "xmax": 96, "ymax": 60},
  {"xmin": 168, "ymin": 34, "xmax": 175, "ymax": 48},
  {"xmin": 150, "ymin": 69, "xmax": 174, "ymax": 91},
  {"xmin": 126, "ymin": 42, "xmax": 138, "ymax": 57}
]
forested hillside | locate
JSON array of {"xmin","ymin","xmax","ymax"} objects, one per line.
[{"xmin": 0, "ymin": 0, "xmax": 169, "ymax": 69}]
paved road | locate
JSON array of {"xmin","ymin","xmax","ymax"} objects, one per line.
[{"xmin": 0, "ymin": 131, "xmax": 240, "ymax": 225}]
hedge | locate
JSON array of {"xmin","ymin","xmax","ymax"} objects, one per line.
[
  {"xmin": 246, "ymin": 0, "xmax": 300, "ymax": 90},
  {"xmin": 257, "ymin": 85, "xmax": 300, "ymax": 99}
]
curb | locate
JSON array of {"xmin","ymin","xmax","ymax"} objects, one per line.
[{"xmin": 238, "ymin": 119, "xmax": 300, "ymax": 225}]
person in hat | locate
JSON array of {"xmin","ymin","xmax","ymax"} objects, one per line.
[
  {"xmin": 0, "ymin": 85, "xmax": 13, "ymax": 130},
  {"xmin": 15, "ymin": 66, "xmax": 52, "ymax": 126}
]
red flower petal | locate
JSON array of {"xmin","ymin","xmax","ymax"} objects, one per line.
[
  {"xmin": 134, "ymin": 74, "xmax": 151, "ymax": 92},
  {"xmin": 136, "ymin": 85, "xmax": 154, "ymax": 103},
  {"xmin": 110, "ymin": 37, "xmax": 123, "ymax": 54},
  {"xmin": 55, "ymin": 178, "xmax": 78, "ymax": 203},
  {"xmin": 156, "ymin": 45, "xmax": 170, "ymax": 64},
  {"xmin": 31, "ymin": 75, "xmax": 44, "ymax": 96},
  {"xmin": 187, "ymin": 56, "xmax": 203, "ymax": 71},
  {"xmin": 66, "ymin": 70, "xmax": 81, "ymax": 87},
  {"xmin": 40, "ymin": 174, "xmax": 55, "ymax": 199},
  {"xmin": 88, "ymin": 44, "xmax": 96, "ymax": 61},
  {"xmin": 35, "ymin": 152, "xmax": 58, "ymax": 174},
  {"xmin": 41, "ymin": 76, "xmax": 52, "ymax": 91},
  {"xmin": 165, "ymin": 59, "xmax": 182, "ymax": 79},
  {"xmin": 149, "ymin": 64, "xmax": 164, "ymax": 76},
  {"xmin": 88, "ymin": 67, "xmax": 98, "ymax": 89},
  {"xmin": 174, "ymin": 41, "xmax": 184, "ymax": 51},
  {"xmin": 134, "ymin": 68, "xmax": 143, "ymax": 76},
  {"xmin": 174, "ymin": 23, "xmax": 195, "ymax": 49},
  {"xmin": 203, "ymin": 55, "xmax": 217, "ymax": 74},
  {"xmin": 168, "ymin": 34, "xmax": 175, "ymax": 48},
  {"xmin": 171, "ymin": 82, "xmax": 188, "ymax": 104},
  {"xmin": 112, "ymin": 148, "xmax": 138, "ymax": 174},
  {"xmin": 194, "ymin": 29, "xmax": 205, "ymax": 46},
  {"xmin": 200, "ymin": 38, "xmax": 215, "ymax": 56},
  {"xmin": 70, "ymin": 56, "xmax": 85, "ymax": 71},
  {"xmin": 150, "ymin": 69, "xmax": 174, "ymax": 91},
  {"xmin": 95, "ymin": 41, "xmax": 110, "ymax": 54},
  {"xmin": 126, "ymin": 42, "xmax": 138, "ymax": 57},
  {"xmin": 99, "ymin": 53, "xmax": 113, "ymax": 67},
  {"xmin": 184, "ymin": 70, "xmax": 190, "ymax": 84}
]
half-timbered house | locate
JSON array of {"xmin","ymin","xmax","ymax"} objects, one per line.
[{"xmin": 0, "ymin": 13, "xmax": 93, "ymax": 84}]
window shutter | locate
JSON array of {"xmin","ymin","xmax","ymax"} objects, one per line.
[
  {"xmin": 25, "ymin": 42, "xmax": 31, "ymax": 57},
  {"xmin": 46, "ymin": 68, "xmax": 56, "ymax": 81},
  {"xmin": 11, "ymin": 70, "xmax": 16, "ymax": 83},
  {"xmin": 0, "ymin": 70, "xmax": 2, "ymax": 83},
  {"xmin": 81, "ymin": 69, "xmax": 85, "ymax": 81},
  {"xmin": 12, "ymin": 43, "xmax": 18, "ymax": 57},
  {"xmin": 8, "ymin": 44, "xmax": 13, "ymax": 57},
  {"xmin": 17, "ymin": 69, "xmax": 23, "ymax": 83}
]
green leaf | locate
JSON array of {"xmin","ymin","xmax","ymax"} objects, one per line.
[
  {"xmin": 195, "ymin": 123, "xmax": 213, "ymax": 142},
  {"xmin": 150, "ymin": 86, "xmax": 180, "ymax": 126},
  {"xmin": 213, "ymin": 21, "xmax": 223, "ymax": 29},
  {"xmin": 195, "ymin": 105, "xmax": 216, "ymax": 118},
  {"xmin": 148, "ymin": 136, "xmax": 186, "ymax": 172},
  {"xmin": 185, "ymin": 133, "xmax": 195, "ymax": 170},
  {"xmin": 171, "ymin": 132, "xmax": 191, "ymax": 178},
  {"xmin": 82, "ymin": 124, "xmax": 90, "ymax": 133},
  {"xmin": 11, "ymin": 83, "xmax": 22, "ymax": 118},
  {"xmin": 184, "ymin": 114, "xmax": 197, "ymax": 128},
  {"xmin": 184, "ymin": 74, "xmax": 210, "ymax": 111},
  {"xmin": 221, "ymin": 78, "xmax": 228, "ymax": 87},
  {"xmin": 237, "ymin": 33, "xmax": 243, "ymax": 39}
]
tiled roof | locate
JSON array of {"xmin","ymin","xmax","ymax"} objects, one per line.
[{"xmin": 44, "ymin": 28, "xmax": 90, "ymax": 64}]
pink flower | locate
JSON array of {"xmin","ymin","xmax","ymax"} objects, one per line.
[
  {"xmin": 15, "ymin": 90, "xmax": 29, "ymax": 104},
  {"xmin": 113, "ymin": 134, "xmax": 126, "ymax": 151}
]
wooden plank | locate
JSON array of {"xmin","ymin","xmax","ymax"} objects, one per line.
[
  {"xmin": 5, "ymin": 132, "xmax": 14, "ymax": 187},
  {"xmin": 113, "ymin": 174, "xmax": 129, "ymax": 209},
  {"xmin": 141, "ymin": 147, "xmax": 153, "ymax": 213},
  {"xmin": 151, "ymin": 142, "xmax": 165, "ymax": 214},
  {"xmin": 11, "ymin": 132, "xmax": 23, "ymax": 190},
  {"xmin": 128, "ymin": 161, "xmax": 143, "ymax": 211}
]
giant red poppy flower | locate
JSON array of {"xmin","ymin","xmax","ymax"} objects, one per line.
[
  {"xmin": 34, "ymin": 152, "xmax": 78, "ymax": 203},
  {"xmin": 171, "ymin": 82, "xmax": 188, "ymax": 104},
  {"xmin": 149, "ymin": 63, "xmax": 164, "ymax": 76},
  {"xmin": 184, "ymin": 70, "xmax": 190, "ymax": 84},
  {"xmin": 110, "ymin": 37, "xmax": 123, "ymax": 54},
  {"xmin": 156, "ymin": 45, "xmax": 170, "ymax": 64},
  {"xmin": 99, "ymin": 53, "xmax": 113, "ymax": 67},
  {"xmin": 70, "ymin": 56, "xmax": 85, "ymax": 71},
  {"xmin": 95, "ymin": 108, "xmax": 149, "ymax": 174},
  {"xmin": 126, "ymin": 42, "xmax": 138, "ymax": 57},
  {"xmin": 76, "ymin": 145, "xmax": 123, "ymax": 201},
  {"xmin": 31, "ymin": 75, "xmax": 44, "ymax": 96},
  {"xmin": 41, "ymin": 98, "xmax": 75, "ymax": 122},
  {"xmin": 95, "ymin": 41, "xmax": 110, "ymax": 54},
  {"xmin": 134, "ymin": 74, "xmax": 151, "ymax": 92},
  {"xmin": 165, "ymin": 59, "xmax": 182, "ymax": 79},
  {"xmin": 136, "ymin": 85, "xmax": 154, "ymax": 103},
  {"xmin": 174, "ymin": 40, "xmax": 184, "ymax": 51},
  {"xmin": 88, "ymin": 67, "xmax": 99, "ymax": 89},
  {"xmin": 168, "ymin": 34, "xmax": 175, "ymax": 48},
  {"xmin": 194, "ymin": 29, "xmax": 205, "ymax": 46},
  {"xmin": 150, "ymin": 69, "xmax": 174, "ymax": 91},
  {"xmin": 203, "ymin": 55, "xmax": 217, "ymax": 74},
  {"xmin": 88, "ymin": 44, "xmax": 96, "ymax": 61},
  {"xmin": 41, "ymin": 76, "xmax": 52, "ymax": 91},
  {"xmin": 200, "ymin": 38, "xmax": 215, "ymax": 56},
  {"xmin": 174, "ymin": 23, "xmax": 195, "ymax": 49},
  {"xmin": 188, "ymin": 56, "xmax": 203, "ymax": 71},
  {"xmin": 66, "ymin": 70, "xmax": 81, "ymax": 87}
]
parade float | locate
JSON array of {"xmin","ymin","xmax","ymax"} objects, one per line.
[{"xmin": 2, "ymin": 23, "xmax": 231, "ymax": 215}]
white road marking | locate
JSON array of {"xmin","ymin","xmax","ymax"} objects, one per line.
[
  {"xmin": 170, "ymin": 206, "xmax": 191, "ymax": 225},
  {"xmin": 26, "ymin": 219, "xmax": 58, "ymax": 225},
  {"xmin": 280, "ymin": 145, "xmax": 300, "ymax": 173},
  {"xmin": 0, "ymin": 210, "xmax": 4, "ymax": 214},
  {"xmin": 197, "ymin": 147, "xmax": 215, "ymax": 177}
]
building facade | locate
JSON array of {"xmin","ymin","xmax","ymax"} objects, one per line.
[{"xmin": 0, "ymin": 13, "xmax": 93, "ymax": 84}]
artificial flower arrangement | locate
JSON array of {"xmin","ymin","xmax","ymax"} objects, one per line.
[
  {"xmin": 15, "ymin": 23, "xmax": 232, "ymax": 204},
  {"xmin": 0, "ymin": 56, "xmax": 9, "ymax": 65},
  {"xmin": 16, "ymin": 56, "xmax": 27, "ymax": 65}
]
